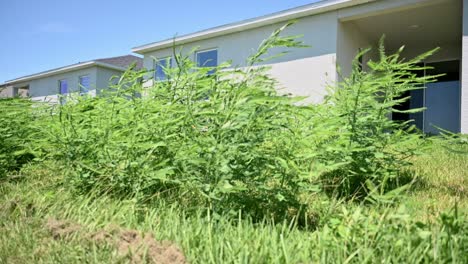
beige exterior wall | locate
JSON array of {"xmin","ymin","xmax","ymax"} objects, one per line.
[
  {"xmin": 336, "ymin": 21, "xmax": 371, "ymax": 78},
  {"xmin": 0, "ymin": 85, "xmax": 29, "ymax": 98},
  {"xmin": 142, "ymin": 12, "xmax": 339, "ymax": 103},
  {"xmin": 96, "ymin": 67, "xmax": 123, "ymax": 94},
  {"xmin": 141, "ymin": 0, "xmax": 454, "ymax": 104},
  {"xmin": 0, "ymin": 86, "xmax": 14, "ymax": 98},
  {"xmin": 4, "ymin": 66, "xmax": 124, "ymax": 103}
]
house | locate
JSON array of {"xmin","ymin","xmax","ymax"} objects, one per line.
[
  {"xmin": 132, "ymin": 0, "xmax": 466, "ymax": 134},
  {"xmin": 0, "ymin": 84, "xmax": 29, "ymax": 98},
  {"xmin": 1, "ymin": 55, "xmax": 143, "ymax": 102}
]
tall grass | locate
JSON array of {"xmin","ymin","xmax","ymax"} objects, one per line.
[
  {"xmin": 0, "ymin": 161, "xmax": 466, "ymax": 263},
  {"xmin": 0, "ymin": 98, "xmax": 35, "ymax": 179}
]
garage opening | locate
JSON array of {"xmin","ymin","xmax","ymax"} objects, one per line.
[
  {"xmin": 337, "ymin": 0, "xmax": 462, "ymax": 134},
  {"xmin": 393, "ymin": 60, "xmax": 460, "ymax": 133}
]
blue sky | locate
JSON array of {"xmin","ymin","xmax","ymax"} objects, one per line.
[{"xmin": 0, "ymin": 0, "xmax": 319, "ymax": 83}]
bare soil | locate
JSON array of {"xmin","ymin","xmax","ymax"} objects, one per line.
[
  {"xmin": 45, "ymin": 218, "xmax": 82, "ymax": 239},
  {"xmin": 44, "ymin": 218, "xmax": 186, "ymax": 264}
]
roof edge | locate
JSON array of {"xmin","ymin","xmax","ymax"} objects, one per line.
[
  {"xmin": 94, "ymin": 62, "xmax": 128, "ymax": 72},
  {"xmin": 132, "ymin": 0, "xmax": 374, "ymax": 54},
  {"xmin": 4, "ymin": 61, "xmax": 127, "ymax": 85}
]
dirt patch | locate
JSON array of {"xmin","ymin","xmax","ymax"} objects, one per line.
[
  {"xmin": 446, "ymin": 183, "xmax": 467, "ymax": 197},
  {"xmin": 90, "ymin": 230, "xmax": 114, "ymax": 244},
  {"xmin": 117, "ymin": 229, "xmax": 186, "ymax": 264},
  {"xmin": 44, "ymin": 218, "xmax": 186, "ymax": 263},
  {"xmin": 45, "ymin": 218, "xmax": 82, "ymax": 239},
  {"xmin": 91, "ymin": 228, "xmax": 186, "ymax": 264}
]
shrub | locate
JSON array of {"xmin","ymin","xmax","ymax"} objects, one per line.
[
  {"xmin": 41, "ymin": 25, "xmax": 438, "ymax": 217},
  {"xmin": 314, "ymin": 41, "xmax": 438, "ymax": 199},
  {"xmin": 42, "ymin": 23, "xmax": 320, "ymax": 219},
  {"xmin": 0, "ymin": 98, "xmax": 35, "ymax": 179}
]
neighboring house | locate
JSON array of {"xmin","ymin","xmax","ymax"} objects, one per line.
[
  {"xmin": 2, "ymin": 55, "xmax": 143, "ymax": 103},
  {"xmin": 0, "ymin": 84, "xmax": 29, "ymax": 98},
  {"xmin": 132, "ymin": 0, "xmax": 466, "ymax": 134},
  {"xmin": 0, "ymin": 85, "xmax": 10, "ymax": 98}
]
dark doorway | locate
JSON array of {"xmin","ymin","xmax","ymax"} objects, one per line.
[{"xmin": 392, "ymin": 60, "xmax": 460, "ymax": 134}]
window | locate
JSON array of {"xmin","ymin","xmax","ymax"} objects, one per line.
[
  {"xmin": 196, "ymin": 49, "xmax": 218, "ymax": 74},
  {"xmin": 79, "ymin": 75, "xmax": 90, "ymax": 94},
  {"xmin": 59, "ymin": 79, "xmax": 68, "ymax": 94},
  {"xmin": 59, "ymin": 79, "xmax": 68, "ymax": 104},
  {"xmin": 155, "ymin": 57, "xmax": 172, "ymax": 81}
]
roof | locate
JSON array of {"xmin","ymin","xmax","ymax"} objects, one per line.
[
  {"xmin": 95, "ymin": 55, "xmax": 143, "ymax": 69},
  {"xmin": 132, "ymin": 0, "xmax": 375, "ymax": 54},
  {"xmin": 4, "ymin": 55, "xmax": 143, "ymax": 85}
]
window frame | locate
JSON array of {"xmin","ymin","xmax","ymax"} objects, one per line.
[
  {"xmin": 154, "ymin": 56, "xmax": 172, "ymax": 81},
  {"xmin": 195, "ymin": 48, "xmax": 218, "ymax": 74},
  {"xmin": 58, "ymin": 79, "xmax": 68, "ymax": 104},
  {"xmin": 58, "ymin": 79, "xmax": 68, "ymax": 95},
  {"xmin": 79, "ymin": 75, "xmax": 91, "ymax": 95}
]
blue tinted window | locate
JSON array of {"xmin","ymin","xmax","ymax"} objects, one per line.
[
  {"xmin": 155, "ymin": 57, "xmax": 171, "ymax": 81},
  {"xmin": 59, "ymin": 79, "xmax": 68, "ymax": 94},
  {"xmin": 196, "ymin": 49, "xmax": 217, "ymax": 74},
  {"xmin": 79, "ymin": 75, "xmax": 90, "ymax": 94}
]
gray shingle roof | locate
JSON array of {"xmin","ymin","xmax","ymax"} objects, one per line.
[
  {"xmin": 4, "ymin": 54, "xmax": 143, "ymax": 84},
  {"xmin": 95, "ymin": 55, "xmax": 143, "ymax": 70}
]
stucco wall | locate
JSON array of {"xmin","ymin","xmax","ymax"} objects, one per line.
[
  {"xmin": 395, "ymin": 43, "xmax": 462, "ymax": 63},
  {"xmin": 139, "ymin": 0, "xmax": 466, "ymax": 131},
  {"xmin": 142, "ymin": 12, "xmax": 339, "ymax": 103},
  {"xmin": 96, "ymin": 67, "xmax": 123, "ymax": 94},
  {"xmin": 0, "ymin": 86, "xmax": 14, "ymax": 98},
  {"xmin": 5, "ymin": 66, "xmax": 125, "ymax": 103},
  {"xmin": 462, "ymin": 0, "xmax": 468, "ymax": 133},
  {"xmin": 27, "ymin": 67, "xmax": 98, "ymax": 102},
  {"xmin": 336, "ymin": 21, "xmax": 371, "ymax": 78},
  {"xmin": 140, "ymin": 0, "xmax": 449, "ymax": 104}
]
